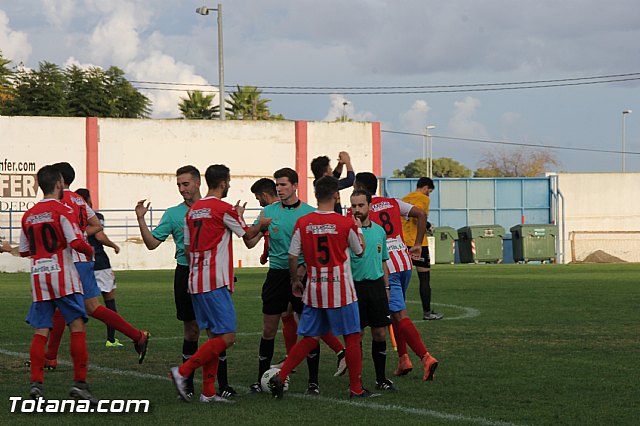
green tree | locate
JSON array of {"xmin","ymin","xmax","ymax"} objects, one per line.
[
  {"xmin": 178, "ymin": 90, "xmax": 219, "ymax": 119},
  {"xmin": 393, "ymin": 157, "xmax": 471, "ymax": 178},
  {"xmin": 474, "ymin": 147, "xmax": 559, "ymax": 177},
  {"xmin": 226, "ymin": 85, "xmax": 275, "ymax": 120},
  {"xmin": 8, "ymin": 61, "xmax": 68, "ymax": 116},
  {"xmin": 103, "ymin": 66, "xmax": 151, "ymax": 118},
  {"xmin": 0, "ymin": 51, "xmax": 14, "ymax": 112}
]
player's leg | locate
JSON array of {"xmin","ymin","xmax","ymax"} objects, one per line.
[
  {"xmin": 25, "ymin": 300, "xmax": 54, "ymax": 399},
  {"xmin": 42, "ymin": 308, "xmax": 65, "ymax": 370},
  {"xmin": 281, "ymin": 308, "xmax": 298, "ymax": 355},
  {"xmin": 363, "ymin": 278, "xmax": 394, "ymax": 390},
  {"xmin": 174, "ymin": 265, "xmax": 199, "ymax": 398},
  {"xmin": 416, "ymin": 249, "xmax": 443, "ymax": 320},
  {"xmin": 79, "ymin": 262, "xmax": 150, "ymax": 363},
  {"xmin": 388, "ymin": 271, "xmax": 412, "ymax": 375},
  {"xmin": 391, "ymin": 309, "xmax": 438, "ymax": 381},
  {"xmin": 96, "ymin": 269, "xmax": 121, "ymax": 346}
]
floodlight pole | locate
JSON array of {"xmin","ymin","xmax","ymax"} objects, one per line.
[
  {"xmin": 622, "ymin": 110, "xmax": 632, "ymax": 172},
  {"xmin": 197, "ymin": 4, "xmax": 225, "ymax": 120},
  {"xmin": 426, "ymin": 125, "xmax": 436, "ymax": 178}
]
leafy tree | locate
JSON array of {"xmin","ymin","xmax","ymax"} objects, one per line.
[
  {"xmin": 103, "ymin": 66, "xmax": 151, "ymax": 118},
  {"xmin": 178, "ymin": 90, "xmax": 219, "ymax": 119},
  {"xmin": 226, "ymin": 85, "xmax": 276, "ymax": 120},
  {"xmin": 0, "ymin": 51, "xmax": 14, "ymax": 112},
  {"xmin": 8, "ymin": 61, "xmax": 69, "ymax": 116},
  {"xmin": 474, "ymin": 147, "xmax": 559, "ymax": 177},
  {"xmin": 393, "ymin": 157, "xmax": 471, "ymax": 178}
]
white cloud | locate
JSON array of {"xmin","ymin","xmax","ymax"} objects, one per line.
[
  {"xmin": 126, "ymin": 52, "xmax": 213, "ymax": 118},
  {"xmin": 448, "ymin": 96, "xmax": 489, "ymax": 139},
  {"xmin": 323, "ymin": 94, "xmax": 374, "ymax": 122},
  {"xmin": 0, "ymin": 10, "xmax": 32, "ymax": 63},
  {"xmin": 43, "ymin": 0, "xmax": 75, "ymax": 29},
  {"xmin": 399, "ymin": 100, "xmax": 431, "ymax": 134}
]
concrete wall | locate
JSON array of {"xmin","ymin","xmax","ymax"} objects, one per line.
[{"xmin": 1, "ymin": 116, "xmax": 380, "ymax": 272}]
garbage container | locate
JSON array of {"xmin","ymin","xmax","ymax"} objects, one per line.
[
  {"xmin": 434, "ymin": 227, "xmax": 458, "ymax": 264},
  {"xmin": 457, "ymin": 225, "xmax": 505, "ymax": 263},
  {"xmin": 510, "ymin": 224, "xmax": 557, "ymax": 262}
]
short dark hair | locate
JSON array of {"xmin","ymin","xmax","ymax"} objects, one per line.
[
  {"xmin": 355, "ymin": 172, "xmax": 378, "ymax": 194},
  {"xmin": 205, "ymin": 164, "xmax": 230, "ymax": 189},
  {"xmin": 310, "ymin": 156, "xmax": 330, "ymax": 180},
  {"xmin": 75, "ymin": 188, "xmax": 90, "ymax": 203},
  {"xmin": 251, "ymin": 178, "xmax": 276, "ymax": 196},
  {"xmin": 417, "ymin": 177, "xmax": 434, "ymax": 190},
  {"xmin": 314, "ymin": 176, "xmax": 339, "ymax": 203},
  {"xmin": 273, "ymin": 167, "xmax": 299, "ymax": 184},
  {"xmin": 51, "ymin": 162, "xmax": 75, "ymax": 185},
  {"xmin": 350, "ymin": 189, "xmax": 372, "ymax": 204},
  {"xmin": 37, "ymin": 165, "xmax": 63, "ymax": 195},
  {"xmin": 176, "ymin": 165, "xmax": 201, "ymax": 181}
]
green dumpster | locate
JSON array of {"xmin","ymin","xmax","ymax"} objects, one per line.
[
  {"xmin": 510, "ymin": 224, "xmax": 557, "ymax": 262},
  {"xmin": 458, "ymin": 225, "xmax": 505, "ymax": 263},
  {"xmin": 434, "ymin": 227, "xmax": 458, "ymax": 264}
]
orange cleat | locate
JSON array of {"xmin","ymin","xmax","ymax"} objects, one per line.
[
  {"xmin": 393, "ymin": 353, "xmax": 413, "ymax": 376},
  {"xmin": 422, "ymin": 354, "xmax": 438, "ymax": 381}
]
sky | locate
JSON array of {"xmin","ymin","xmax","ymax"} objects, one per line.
[{"xmin": 1, "ymin": 0, "xmax": 640, "ymax": 176}]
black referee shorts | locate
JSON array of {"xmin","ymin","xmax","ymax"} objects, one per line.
[
  {"xmin": 354, "ymin": 277, "xmax": 391, "ymax": 329},
  {"xmin": 411, "ymin": 246, "xmax": 431, "ymax": 268},
  {"xmin": 261, "ymin": 268, "xmax": 304, "ymax": 315},
  {"xmin": 174, "ymin": 264, "xmax": 196, "ymax": 322}
]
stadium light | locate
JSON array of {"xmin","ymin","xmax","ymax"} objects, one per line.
[
  {"xmin": 196, "ymin": 4, "xmax": 225, "ymax": 120},
  {"xmin": 622, "ymin": 110, "xmax": 632, "ymax": 172},
  {"xmin": 425, "ymin": 125, "xmax": 436, "ymax": 178}
]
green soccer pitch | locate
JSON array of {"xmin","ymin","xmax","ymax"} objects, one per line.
[{"xmin": 1, "ymin": 264, "xmax": 639, "ymax": 425}]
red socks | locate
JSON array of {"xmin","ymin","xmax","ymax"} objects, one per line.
[
  {"xmin": 45, "ymin": 309, "xmax": 66, "ymax": 360},
  {"xmin": 399, "ymin": 318, "xmax": 427, "ymax": 359},
  {"xmin": 281, "ymin": 314, "xmax": 298, "ymax": 354},
  {"xmin": 279, "ymin": 337, "xmax": 318, "ymax": 381},
  {"xmin": 91, "ymin": 305, "xmax": 142, "ymax": 342},
  {"xmin": 70, "ymin": 331, "xmax": 88, "ymax": 382},
  {"xmin": 30, "ymin": 334, "xmax": 47, "ymax": 383},
  {"xmin": 321, "ymin": 332, "xmax": 344, "ymax": 354},
  {"xmin": 344, "ymin": 333, "xmax": 363, "ymax": 394},
  {"xmin": 392, "ymin": 319, "xmax": 408, "ymax": 356},
  {"xmin": 201, "ymin": 357, "xmax": 219, "ymax": 397},
  {"xmin": 179, "ymin": 337, "xmax": 227, "ymax": 378}
]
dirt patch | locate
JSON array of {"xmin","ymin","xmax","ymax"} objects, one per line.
[{"xmin": 581, "ymin": 250, "xmax": 627, "ymax": 263}]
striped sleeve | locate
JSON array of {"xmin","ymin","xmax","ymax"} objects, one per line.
[{"xmin": 223, "ymin": 209, "xmax": 247, "ymax": 238}]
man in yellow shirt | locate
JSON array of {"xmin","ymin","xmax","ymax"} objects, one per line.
[{"xmin": 402, "ymin": 177, "xmax": 443, "ymax": 320}]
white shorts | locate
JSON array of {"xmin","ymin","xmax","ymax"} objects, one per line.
[{"xmin": 94, "ymin": 269, "xmax": 116, "ymax": 293}]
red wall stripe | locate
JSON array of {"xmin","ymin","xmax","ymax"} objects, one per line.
[
  {"xmin": 372, "ymin": 122, "xmax": 381, "ymax": 176},
  {"xmin": 85, "ymin": 117, "xmax": 100, "ymax": 209},
  {"xmin": 295, "ymin": 121, "xmax": 308, "ymax": 203}
]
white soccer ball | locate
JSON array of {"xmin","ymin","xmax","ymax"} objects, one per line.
[{"xmin": 260, "ymin": 367, "xmax": 290, "ymax": 393}]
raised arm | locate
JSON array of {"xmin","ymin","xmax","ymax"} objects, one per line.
[{"xmin": 135, "ymin": 199, "xmax": 162, "ymax": 250}]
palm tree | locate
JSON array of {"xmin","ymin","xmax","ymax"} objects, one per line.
[
  {"xmin": 178, "ymin": 90, "xmax": 219, "ymax": 119},
  {"xmin": 226, "ymin": 85, "xmax": 271, "ymax": 120}
]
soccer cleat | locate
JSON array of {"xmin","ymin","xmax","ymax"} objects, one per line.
[
  {"xmin": 249, "ymin": 382, "xmax": 263, "ymax": 394},
  {"xmin": 304, "ymin": 383, "xmax": 320, "ymax": 396},
  {"xmin": 270, "ymin": 357, "xmax": 286, "ymax": 369},
  {"xmin": 69, "ymin": 382, "xmax": 99, "ymax": 407},
  {"xmin": 422, "ymin": 354, "xmax": 438, "ymax": 381},
  {"xmin": 105, "ymin": 339, "xmax": 124, "ymax": 348},
  {"xmin": 24, "ymin": 359, "xmax": 56, "ymax": 371},
  {"xmin": 134, "ymin": 331, "xmax": 150, "ymax": 364},
  {"xmin": 375, "ymin": 379, "xmax": 397, "ymax": 391},
  {"xmin": 217, "ymin": 385, "xmax": 238, "ymax": 398},
  {"xmin": 393, "ymin": 353, "xmax": 413, "ymax": 376},
  {"xmin": 268, "ymin": 374, "xmax": 285, "ymax": 399},
  {"xmin": 334, "ymin": 350, "xmax": 347, "ymax": 377},
  {"xmin": 170, "ymin": 366, "xmax": 192, "ymax": 402},
  {"xmin": 349, "ymin": 388, "xmax": 381, "ymax": 399},
  {"xmin": 423, "ymin": 311, "xmax": 444, "ymax": 321},
  {"xmin": 199, "ymin": 393, "xmax": 236, "ymax": 403},
  {"xmin": 30, "ymin": 382, "xmax": 44, "ymax": 400}
]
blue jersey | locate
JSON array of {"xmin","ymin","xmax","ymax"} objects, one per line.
[{"xmin": 89, "ymin": 212, "xmax": 110, "ymax": 271}]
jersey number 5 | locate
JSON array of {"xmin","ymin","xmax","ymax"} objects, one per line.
[{"xmin": 317, "ymin": 235, "xmax": 330, "ymax": 265}]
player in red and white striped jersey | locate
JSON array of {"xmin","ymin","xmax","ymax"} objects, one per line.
[
  {"xmin": 354, "ymin": 172, "xmax": 439, "ymax": 382},
  {"xmin": 171, "ymin": 164, "xmax": 270, "ymax": 402},
  {"xmin": 268, "ymin": 176, "xmax": 376, "ymax": 399},
  {"xmin": 20, "ymin": 165, "xmax": 97, "ymax": 402},
  {"xmin": 44, "ymin": 162, "xmax": 150, "ymax": 368}
]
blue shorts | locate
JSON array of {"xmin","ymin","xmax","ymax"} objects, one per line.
[
  {"xmin": 297, "ymin": 302, "xmax": 360, "ymax": 337},
  {"xmin": 26, "ymin": 293, "xmax": 88, "ymax": 329},
  {"xmin": 191, "ymin": 287, "xmax": 236, "ymax": 334},
  {"xmin": 75, "ymin": 262, "xmax": 101, "ymax": 300},
  {"xmin": 388, "ymin": 270, "xmax": 412, "ymax": 313}
]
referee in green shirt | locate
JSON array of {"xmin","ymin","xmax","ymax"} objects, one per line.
[{"xmin": 349, "ymin": 189, "xmax": 396, "ymax": 391}]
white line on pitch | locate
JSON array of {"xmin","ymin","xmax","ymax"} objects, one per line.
[
  {"xmin": 406, "ymin": 301, "xmax": 481, "ymax": 322},
  {"xmin": 0, "ymin": 346, "xmax": 521, "ymax": 426}
]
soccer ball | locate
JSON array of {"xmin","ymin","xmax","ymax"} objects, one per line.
[{"xmin": 260, "ymin": 367, "xmax": 290, "ymax": 393}]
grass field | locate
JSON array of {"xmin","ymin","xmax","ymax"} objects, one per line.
[{"xmin": 1, "ymin": 264, "xmax": 639, "ymax": 425}]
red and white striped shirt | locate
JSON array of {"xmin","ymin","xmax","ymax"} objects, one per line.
[
  {"xmin": 289, "ymin": 211, "xmax": 363, "ymax": 308},
  {"xmin": 61, "ymin": 189, "xmax": 96, "ymax": 262},
  {"xmin": 184, "ymin": 196, "xmax": 248, "ymax": 294},
  {"xmin": 369, "ymin": 196, "xmax": 413, "ymax": 273},
  {"xmin": 20, "ymin": 199, "xmax": 85, "ymax": 302}
]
